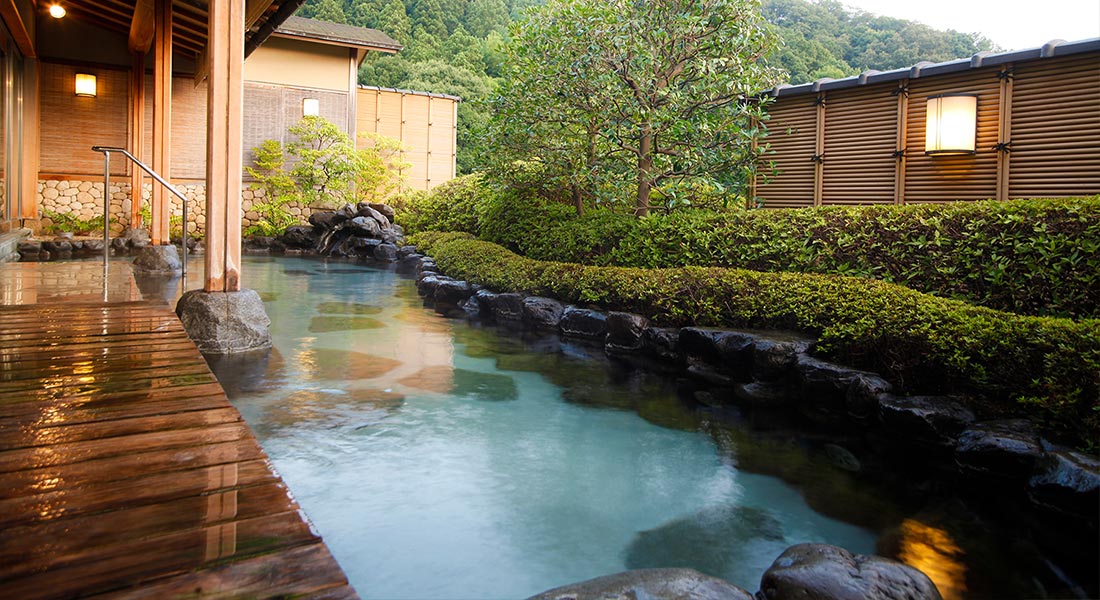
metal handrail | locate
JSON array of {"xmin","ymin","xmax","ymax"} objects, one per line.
[{"xmin": 91, "ymin": 146, "xmax": 190, "ymax": 278}]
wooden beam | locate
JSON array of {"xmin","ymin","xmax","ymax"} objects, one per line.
[
  {"xmin": 130, "ymin": 53, "xmax": 147, "ymax": 228},
  {"xmin": 19, "ymin": 60, "xmax": 39, "ymax": 220},
  {"xmin": 246, "ymin": 0, "xmax": 275, "ymax": 28},
  {"xmin": 129, "ymin": 0, "xmax": 155, "ymax": 54},
  {"xmin": 152, "ymin": 0, "xmax": 173, "ymax": 245},
  {"xmin": 204, "ymin": 0, "xmax": 245, "ymax": 292},
  {"xmin": 0, "ymin": 0, "xmax": 36, "ymax": 58}
]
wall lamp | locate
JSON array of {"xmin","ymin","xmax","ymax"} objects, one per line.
[
  {"xmin": 303, "ymin": 98, "xmax": 320, "ymax": 116},
  {"xmin": 925, "ymin": 94, "xmax": 977, "ymax": 155},
  {"xmin": 49, "ymin": 3, "xmax": 65, "ymax": 18},
  {"xmin": 75, "ymin": 73, "xmax": 97, "ymax": 97}
]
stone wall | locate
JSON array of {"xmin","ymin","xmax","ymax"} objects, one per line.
[{"xmin": 36, "ymin": 179, "xmax": 309, "ymax": 237}]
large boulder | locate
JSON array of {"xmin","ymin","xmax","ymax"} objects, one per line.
[
  {"xmin": 644, "ymin": 327, "xmax": 682, "ymax": 362},
  {"xmin": 679, "ymin": 328, "xmax": 755, "ymax": 380},
  {"xmin": 877, "ymin": 395, "xmax": 975, "ymax": 449},
  {"xmin": 373, "ymin": 243, "xmax": 399, "ymax": 262},
  {"xmin": 279, "ymin": 225, "xmax": 317, "ymax": 249},
  {"xmin": 523, "ymin": 296, "xmax": 566, "ymax": 330},
  {"xmin": 528, "ymin": 569, "xmax": 753, "ymax": 600},
  {"xmin": 132, "ymin": 245, "xmax": 182, "ymax": 275},
  {"xmin": 606, "ymin": 311, "xmax": 649, "ymax": 354},
  {"xmin": 752, "ymin": 337, "xmax": 810, "ymax": 381},
  {"xmin": 758, "ymin": 543, "xmax": 942, "ymax": 600},
  {"xmin": 176, "ymin": 289, "xmax": 272, "ymax": 354},
  {"xmin": 492, "ymin": 292, "xmax": 525, "ymax": 322},
  {"xmin": 955, "ymin": 419, "xmax": 1047, "ymax": 479},
  {"xmin": 363, "ymin": 201, "xmax": 396, "ymax": 223},
  {"xmin": 795, "ymin": 355, "xmax": 879, "ymax": 423},
  {"xmin": 434, "ymin": 279, "xmax": 473, "ymax": 307},
  {"xmin": 356, "ymin": 204, "xmax": 391, "ymax": 230},
  {"xmin": 1027, "ymin": 442, "xmax": 1100, "ymax": 521},
  {"xmin": 560, "ymin": 307, "xmax": 609, "ymax": 340},
  {"xmin": 347, "ymin": 216, "xmax": 382, "ymax": 237}
]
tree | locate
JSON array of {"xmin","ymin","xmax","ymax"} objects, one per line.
[
  {"xmin": 489, "ymin": 0, "xmax": 781, "ymax": 216},
  {"xmin": 312, "ymin": 0, "xmax": 349, "ymax": 24},
  {"xmin": 376, "ymin": 0, "xmax": 413, "ymax": 45}
]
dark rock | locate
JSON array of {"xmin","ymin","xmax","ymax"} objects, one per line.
[
  {"xmin": 110, "ymin": 237, "xmax": 128, "ymax": 251},
  {"xmin": 416, "ymin": 274, "xmax": 449, "ymax": 297},
  {"xmin": 245, "ymin": 236, "xmax": 275, "ymax": 249},
  {"xmin": 434, "ymin": 279, "xmax": 473, "ymax": 307},
  {"xmin": 380, "ymin": 230, "xmax": 401, "ymax": 245},
  {"xmin": 878, "ymin": 395, "xmax": 975, "ymax": 449},
  {"xmin": 356, "ymin": 204, "xmax": 391, "ymax": 230},
  {"xmin": 367, "ymin": 202, "xmax": 396, "ymax": 223},
  {"xmin": 335, "ymin": 204, "xmax": 356, "ymax": 221},
  {"xmin": 42, "ymin": 240, "xmax": 73, "ymax": 253},
  {"xmin": 392, "ymin": 224, "xmax": 404, "ymax": 235},
  {"xmin": 606, "ymin": 312, "xmax": 649, "ymax": 354},
  {"xmin": 1028, "ymin": 442, "xmax": 1100, "ymax": 521},
  {"xmin": 279, "ymin": 225, "xmax": 317, "ymax": 249},
  {"xmin": 753, "ymin": 337, "xmax": 811, "ymax": 381},
  {"xmin": 122, "ymin": 227, "xmax": 151, "ymax": 248},
  {"xmin": 955, "ymin": 419, "xmax": 1046, "ymax": 479},
  {"xmin": 679, "ymin": 328, "xmax": 755, "ymax": 380},
  {"xmin": 396, "ymin": 252, "xmax": 423, "ymax": 272},
  {"xmin": 417, "ymin": 259, "xmax": 438, "ymax": 274},
  {"xmin": 461, "ymin": 296, "xmax": 482, "ymax": 318},
  {"xmin": 733, "ymin": 381, "xmax": 792, "ymax": 407},
  {"xmin": 56, "ymin": 231, "xmax": 75, "ymax": 240},
  {"xmin": 560, "ymin": 307, "xmax": 608, "ymax": 340},
  {"xmin": 397, "ymin": 245, "xmax": 418, "ymax": 258},
  {"xmin": 527, "ymin": 569, "xmax": 753, "ymax": 600},
  {"xmin": 373, "ymin": 243, "xmax": 398, "ymax": 261},
  {"xmin": 846, "ymin": 374, "xmax": 893, "ymax": 422},
  {"xmin": 82, "ymin": 239, "xmax": 106, "ymax": 254},
  {"xmin": 644, "ymin": 327, "xmax": 682, "ymax": 362},
  {"xmin": 795, "ymin": 355, "xmax": 877, "ymax": 422},
  {"xmin": 472, "ymin": 289, "xmax": 497, "ymax": 318},
  {"xmin": 491, "ymin": 292, "xmax": 525, "ymax": 321},
  {"xmin": 308, "ymin": 211, "xmax": 339, "ymax": 230},
  {"xmin": 347, "ymin": 216, "xmax": 382, "ymax": 237},
  {"xmin": 132, "ymin": 245, "xmax": 182, "ymax": 275},
  {"xmin": 348, "ymin": 237, "xmax": 382, "ymax": 256},
  {"xmin": 686, "ymin": 363, "xmax": 736, "ymax": 386},
  {"xmin": 523, "ymin": 297, "xmax": 566, "ymax": 330},
  {"xmin": 176, "ymin": 289, "xmax": 272, "ymax": 354},
  {"xmin": 759, "ymin": 543, "xmax": 942, "ymax": 600},
  {"xmin": 17, "ymin": 241, "xmax": 41, "ymax": 254}
]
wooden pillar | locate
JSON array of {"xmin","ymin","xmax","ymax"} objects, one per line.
[
  {"xmin": 894, "ymin": 80, "xmax": 909, "ymax": 205},
  {"xmin": 152, "ymin": 0, "xmax": 172, "ymax": 244},
  {"xmin": 813, "ymin": 93, "xmax": 826, "ymax": 207},
  {"xmin": 425, "ymin": 95, "xmax": 432, "ymax": 189},
  {"xmin": 996, "ymin": 65, "xmax": 1014, "ymax": 201},
  {"xmin": 129, "ymin": 52, "xmax": 146, "ymax": 227},
  {"xmin": 204, "ymin": 0, "xmax": 244, "ymax": 293},
  {"xmin": 19, "ymin": 59, "xmax": 39, "ymax": 220}
]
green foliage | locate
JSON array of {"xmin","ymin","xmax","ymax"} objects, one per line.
[
  {"xmin": 487, "ymin": 0, "xmax": 782, "ymax": 216},
  {"xmin": 40, "ymin": 210, "xmax": 104, "ymax": 235},
  {"xmin": 402, "ymin": 174, "xmax": 1100, "ymax": 319},
  {"xmin": 397, "ymin": 173, "xmax": 493, "ymax": 235},
  {"xmin": 247, "ymin": 115, "xmax": 407, "ymax": 210},
  {"xmin": 411, "ymin": 231, "xmax": 1100, "ymax": 449},
  {"xmin": 137, "ymin": 205, "xmax": 189, "ymax": 239}
]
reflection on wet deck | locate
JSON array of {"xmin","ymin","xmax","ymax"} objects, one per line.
[{"xmin": 0, "ymin": 262, "xmax": 357, "ymax": 598}]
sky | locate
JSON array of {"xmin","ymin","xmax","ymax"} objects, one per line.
[{"xmin": 835, "ymin": 0, "xmax": 1100, "ymax": 51}]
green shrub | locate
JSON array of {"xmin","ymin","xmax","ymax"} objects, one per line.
[
  {"xmin": 402, "ymin": 183, "xmax": 1100, "ymax": 318},
  {"xmin": 40, "ymin": 210, "xmax": 104, "ymax": 235},
  {"xmin": 397, "ymin": 174, "xmax": 492, "ymax": 236},
  {"xmin": 411, "ymin": 232, "xmax": 1100, "ymax": 449}
]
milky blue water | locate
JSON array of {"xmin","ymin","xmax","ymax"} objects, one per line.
[{"xmin": 215, "ymin": 257, "xmax": 877, "ymax": 599}]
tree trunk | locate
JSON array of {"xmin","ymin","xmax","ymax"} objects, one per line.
[
  {"xmin": 571, "ymin": 183, "xmax": 584, "ymax": 216},
  {"xmin": 635, "ymin": 128, "xmax": 654, "ymax": 217}
]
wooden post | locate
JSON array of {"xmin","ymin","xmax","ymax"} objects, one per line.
[
  {"xmin": 813, "ymin": 93, "xmax": 826, "ymax": 207},
  {"xmin": 894, "ymin": 80, "xmax": 909, "ymax": 205},
  {"xmin": 19, "ymin": 59, "xmax": 39, "ymax": 221},
  {"xmin": 152, "ymin": 0, "xmax": 172, "ymax": 244},
  {"xmin": 204, "ymin": 0, "xmax": 245, "ymax": 293},
  {"xmin": 129, "ymin": 52, "xmax": 146, "ymax": 227},
  {"xmin": 425, "ymin": 95, "xmax": 432, "ymax": 189},
  {"xmin": 996, "ymin": 65, "xmax": 1014, "ymax": 201}
]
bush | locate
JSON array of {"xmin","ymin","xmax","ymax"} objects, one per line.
[
  {"xmin": 401, "ymin": 181, "xmax": 1100, "ymax": 318},
  {"xmin": 40, "ymin": 210, "xmax": 104, "ymax": 235},
  {"xmin": 411, "ymin": 232, "xmax": 1100, "ymax": 449}
]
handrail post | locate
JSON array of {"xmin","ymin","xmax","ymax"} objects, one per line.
[{"xmin": 102, "ymin": 149, "xmax": 111, "ymax": 301}]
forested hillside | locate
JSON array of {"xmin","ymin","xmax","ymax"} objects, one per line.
[{"xmin": 296, "ymin": 0, "xmax": 996, "ymax": 172}]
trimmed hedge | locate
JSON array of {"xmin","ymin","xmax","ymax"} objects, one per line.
[
  {"xmin": 401, "ymin": 176, "xmax": 1100, "ymax": 319},
  {"xmin": 411, "ymin": 231, "xmax": 1100, "ymax": 448}
]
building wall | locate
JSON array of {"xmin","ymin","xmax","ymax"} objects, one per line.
[
  {"xmin": 356, "ymin": 87, "xmax": 458, "ymax": 191},
  {"xmin": 244, "ymin": 36, "xmax": 350, "ymax": 92},
  {"xmin": 757, "ymin": 50, "xmax": 1100, "ymax": 207}
]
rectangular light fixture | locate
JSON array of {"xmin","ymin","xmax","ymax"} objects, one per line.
[
  {"xmin": 925, "ymin": 94, "xmax": 977, "ymax": 155},
  {"xmin": 75, "ymin": 73, "xmax": 97, "ymax": 97},
  {"xmin": 303, "ymin": 98, "xmax": 320, "ymax": 116}
]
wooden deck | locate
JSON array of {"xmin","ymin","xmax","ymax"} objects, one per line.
[{"xmin": 0, "ymin": 287, "xmax": 357, "ymax": 596}]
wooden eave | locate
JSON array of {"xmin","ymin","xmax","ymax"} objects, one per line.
[{"xmin": 32, "ymin": 0, "xmax": 304, "ymax": 59}]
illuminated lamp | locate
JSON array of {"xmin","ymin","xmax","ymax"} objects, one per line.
[
  {"xmin": 49, "ymin": 4, "xmax": 66, "ymax": 18},
  {"xmin": 925, "ymin": 94, "xmax": 977, "ymax": 155},
  {"xmin": 303, "ymin": 98, "xmax": 320, "ymax": 116},
  {"xmin": 75, "ymin": 73, "xmax": 97, "ymax": 97}
]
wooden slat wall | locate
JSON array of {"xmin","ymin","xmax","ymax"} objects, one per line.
[
  {"xmin": 758, "ymin": 97, "xmax": 817, "ymax": 208},
  {"xmin": 355, "ymin": 88, "xmax": 459, "ymax": 191},
  {"xmin": 240, "ymin": 83, "xmax": 348, "ymax": 177},
  {"xmin": 39, "ymin": 63, "xmax": 129, "ymax": 176},
  {"xmin": 903, "ymin": 67, "xmax": 1001, "ymax": 203},
  {"xmin": 1008, "ymin": 54, "xmax": 1100, "ymax": 198},
  {"xmin": 821, "ymin": 84, "xmax": 898, "ymax": 205}
]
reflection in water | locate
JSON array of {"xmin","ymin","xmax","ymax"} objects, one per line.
[
  {"xmin": 308, "ymin": 316, "xmax": 386, "ymax": 333},
  {"xmin": 296, "ymin": 348, "xmax": 402, "ymax": 381},
  {"xmin": 262, "ymin": 388, "xmax": 405, "ymax": 432},
  {"xmin": 896, "ymin": 519, "xmax": 967, "ymax": 600},
  {"xmin": 317, "ymin": 302, "xmax": 384, "ymax": 315},
  {"xmin": 397, "ymin": 366, "xmax": 519, "ymax": 401}
]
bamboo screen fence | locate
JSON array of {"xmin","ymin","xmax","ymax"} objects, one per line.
[
  {"xmin": 755, "ymin": 41, "xmax": 1100, "ymax": 207},
  {"xmin": 356, "ymin": 86, "xmax": 459, "ymax": 192}
]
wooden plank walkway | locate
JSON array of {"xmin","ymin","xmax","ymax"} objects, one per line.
[{"xmin": 0, "ymin": 300, "xmax": 358, "ymax": 599}]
